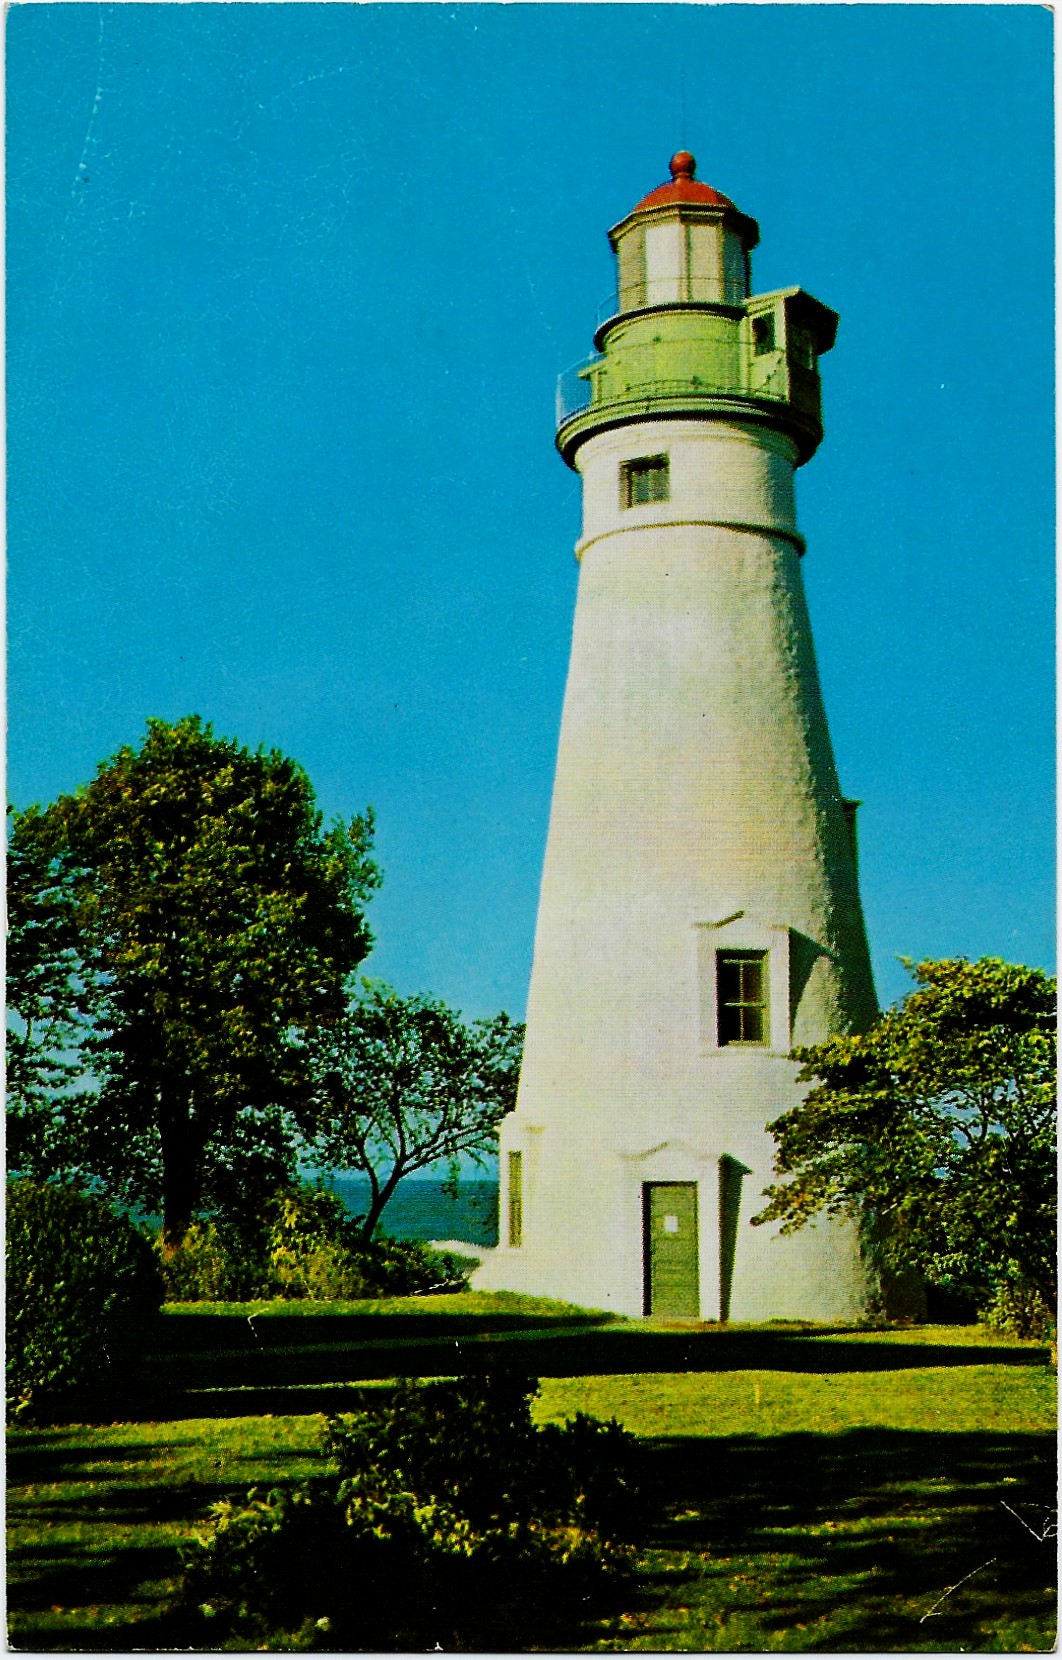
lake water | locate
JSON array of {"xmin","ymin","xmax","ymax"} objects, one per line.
[{"xmin": 326, "ymin": 1174, "xmax": 499, "ymax": 1247}]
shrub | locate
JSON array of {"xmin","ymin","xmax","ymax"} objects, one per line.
[
  {"xmin": 159, "ymin": 1183, "xmax": 471, "ymax": 1302},
  {"xmin": 264, "ymin": 1185, "xmax": 471, "ymax": 1298},
  {"xmin": 981, "ymin": 1281, "xmax": 1056, "ymax": 1342},
  {"xmin": 351, "ymin": 1234, "xmax": 471, "ymax": 1298},
  {"xmin": 177, "ymin": 1371, "xmax": 640, "ymax": 1649},
  {"xmin": 6, "ymin": 1178, "xmax": 164, "ymax": 1419},
  {"xmin": 264, "ymin": 1184, "xmax": 360, "ymax": 1296},
  {"xmin": 157, "ymin": 1217, "xmax": 266, "ymax": 1303},
  {"xmin": 327, "ymin": 1370, "xmax": 642, "ymax": 1539}
]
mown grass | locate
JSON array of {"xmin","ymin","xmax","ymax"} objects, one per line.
[
  {"xmin": 8, "ymin": 1413, "xmax": 329, "ymax": 1649},
  {"xmin": 7, "ymin": 1298, "xmax": 1056, "ymax": 1652},
  {"xmin": 161, "ymin": 1289, "xmax": 601, "ymax": 1318},
  {"xmin": 536, "ymin": 1354, "xmax": 1056, "ymax": 1651}
]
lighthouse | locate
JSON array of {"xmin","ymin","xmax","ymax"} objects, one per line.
[{"xmin": 475, "ymin": 154, "xmax": 877, "ymax": 1322}]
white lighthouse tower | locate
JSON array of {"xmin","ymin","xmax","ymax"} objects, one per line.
[{"xmin": 476, "ymin": 153, "xmax": 877, "ymax": 1322}]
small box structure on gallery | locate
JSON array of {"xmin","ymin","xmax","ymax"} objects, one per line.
[{"xmin": 474, "ymin": 153, "xmax": 877, "ymax": 1321}]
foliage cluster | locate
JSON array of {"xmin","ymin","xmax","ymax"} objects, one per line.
[
  {"xmin": 8, "ymin": 717, "xmax": 378, "ymax": 1243},
  {"xmin": 8, "ymin": 719, "xmax": 522, "ymax": 1254},
  {"xmin": 980, "ymin": 1281, "xmax": 1056, "ymax": 1343},
  {"xmin": 158, "ymin": 1217, "xmax": 265, "ymax": 1303},
  {"xmin": 158, "ymin": 1183, "xmax": 469, "ymax": 1303},
  {"xmin": 756, "ymin": 958, "xmax": 1056, "ymax": 1328},
  {"xmin": 310, "ymin": 980, "xmax": 523, "ymax": 1239},
  {"xmin": 6, "ymin": 1178, "xmax": 164, "ymax": 1419},
  {"xmin": 325, "ymin": 1369, "xmax": 642, "ymax": 1539},
  {"xmin": 177, "ymin": 1371, "xmax": 641, "ymax": 1649}
]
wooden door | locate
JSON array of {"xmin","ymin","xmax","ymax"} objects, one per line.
[{"xmin": 644, "ymin": 1183, "xmax": 699, "ymax": 1317}]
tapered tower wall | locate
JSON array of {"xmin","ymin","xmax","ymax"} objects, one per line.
[{"xmin": 475, "ymin": 157, "xmax": 876, "ymax": 1321}]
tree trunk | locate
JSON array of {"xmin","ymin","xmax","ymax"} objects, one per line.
[
  {"xmin": 158, "ymin": 1093, "xmax": 201, "ymax": 1251},
  {"xmin": 359, "ymin": 1164, "xmax": 402, "ymax": 1242}
]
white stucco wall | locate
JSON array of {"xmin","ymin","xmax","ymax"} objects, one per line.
[{"xmin": 475, "ymin": 416, "xmax": 875, "ymax": 1321}]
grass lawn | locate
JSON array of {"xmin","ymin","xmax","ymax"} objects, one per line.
[
  {"xmin": 8, "ymin": 1297, "xmax": 1056, "ymax": 1652},
  {"xmin": 537, "ymin": 1353, "xmax": 1056, "ymax": 1652}
]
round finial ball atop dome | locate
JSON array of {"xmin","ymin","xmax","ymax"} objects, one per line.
[{"xmin": 627, "ymin": 151, "xmax": 744, "ymax": 219}]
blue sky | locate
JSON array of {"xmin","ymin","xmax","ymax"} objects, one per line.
[{"xmin": 8, "ymin": 3, "xmax": 1055, "ymax": 1021}]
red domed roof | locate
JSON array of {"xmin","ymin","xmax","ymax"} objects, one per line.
[{"xmin": 632, "ymin": 151, "xmax": 736, "ymax": 212}]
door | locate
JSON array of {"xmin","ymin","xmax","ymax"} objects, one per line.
[{"xmin": 643, "ymin": 1183, "xmax": 699, "ymax": 1317}]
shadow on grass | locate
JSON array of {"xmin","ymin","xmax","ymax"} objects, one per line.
[
  {"xmin": 6, "ymin": 1424, "xmax": 336, "ymax": 1497},
  {"xmin": 127, "ymin": 1315, "xmax": 1053, "ymax": 1421},
  {"xmin": 7, "ymin": 1538, "xmax": 180, "ymax": 1617},
  {"xmin": 637, "ymin": 1427, "xmax": 1057, "ymax": 1651},
  {"xmin": 7, "ymin": 1431, "xmax": 331, "ymax": 1654},
  {"xmin": 10, "ymin": 1423, "xmax": 1055, "ymax": 1654},
  {"xmin": 8, "ymin": 1430, "xmax": 618, "ymax": 1655}
]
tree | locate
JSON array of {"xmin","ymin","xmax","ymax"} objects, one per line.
[
  {"xmin": 6, "ymin": 806, "xmax": 99, "ymax": 1127},
  {"xmin": 753, "ymin": 958, "xmax": 1057, "ymax": 1320},
  {"xmin": 310, "ymin": 981, "xmax": 524, "ymax": 1239},
  {"xmin": 7, "ymin": 717, "xmax": 378, "ymax": 1245}
]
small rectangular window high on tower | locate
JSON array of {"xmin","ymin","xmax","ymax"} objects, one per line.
[{"xmin": 621, "ymin": 455, "xmax": 669, "ymax": 508}]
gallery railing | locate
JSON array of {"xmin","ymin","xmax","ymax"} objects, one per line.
[{"xmin": 556, "ymin": 347, "xmax": 793, "ymax": 428}]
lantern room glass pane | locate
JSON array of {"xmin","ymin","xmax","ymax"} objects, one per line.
[{"xmin": 644, "ymin": 220, "xmax": 684, "ymax": 305}]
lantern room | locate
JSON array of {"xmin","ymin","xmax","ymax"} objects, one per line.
[{"xmin": 608, "ymin": 151, "xmax": 760, "ymax": 313}]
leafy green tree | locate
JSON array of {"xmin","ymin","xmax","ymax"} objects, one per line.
[
  {"xmin": 754, "ymin": 958, "xmax": 1056, "ymax": 1319},
  {"xmin": 310, "ymin": 981, "xmax": 524, "ymax": 1239},
  {"xmin": 5, "ymin": 807, "xmax": 99, "ymax": 1132},
  {"xmin": 7, "ymin": 717, "xmax": 378, "ymax": 1245}
]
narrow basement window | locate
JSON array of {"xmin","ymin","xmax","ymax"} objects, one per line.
[
  {"xmin": 717, "ymin": 950, "xmax": 769, "ymax": 1045},
  {"xmin": 508, "ymin": 1150, "xmax": 524, "ymax": 1247},
  {"xmin": 622, "ymin": 454, "xmax": 669, "ymax": 508}
]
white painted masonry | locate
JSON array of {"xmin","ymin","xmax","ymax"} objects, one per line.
[{"xmin": 475, "ymin": 165, "xmax": 877, "ymax": 1322}]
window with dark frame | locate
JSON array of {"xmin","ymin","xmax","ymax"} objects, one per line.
[
  {"xmin": 790, "ymin": 326, "xmax": 816, "ymax": 371},
  {"xmin": 751, "ymin": 314, "xmax": 776, "ymax": 355},
  {"xmin": 621, "ymin": 454, "xmax": 669, "ymax": 508},
  {"xmin": 717, "ymin": 951, "xmax": 769, "ymax": 1045}
]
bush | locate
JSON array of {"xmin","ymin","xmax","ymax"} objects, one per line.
[
  {"xmin": 981, "ymin": 1281, "xmax": 1056, "ymax": 1342},
  {"xmin": 159, "ymin": 1182, "xmax": 471, "ymax": 1302},
  {"xmin": 263, "ymin": 1185, "xmax": 360, "ymax": 1297},
  {"xmin": 349, "ymin": 1234, "xmax": 471, "ymax": 1298},
  {"xmin": 176, "ymin": 1371, "xmax": 641, "ymax": 1649},
  {"xmin": 157, "ymin": 1217, "xmax": 266, "ymax": 1303},
  {"xmin": 327, "ymin": 1370, "xmax": 642, "ymax": 1539},
  {"xmin": 6, "ymin": 1178, "xmax": 164, "ymax": 1419}
]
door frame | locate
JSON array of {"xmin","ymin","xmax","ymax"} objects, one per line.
[{"xmin": 642, "ymin": 1180, "xmax": 700, "ymax": 1318}]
